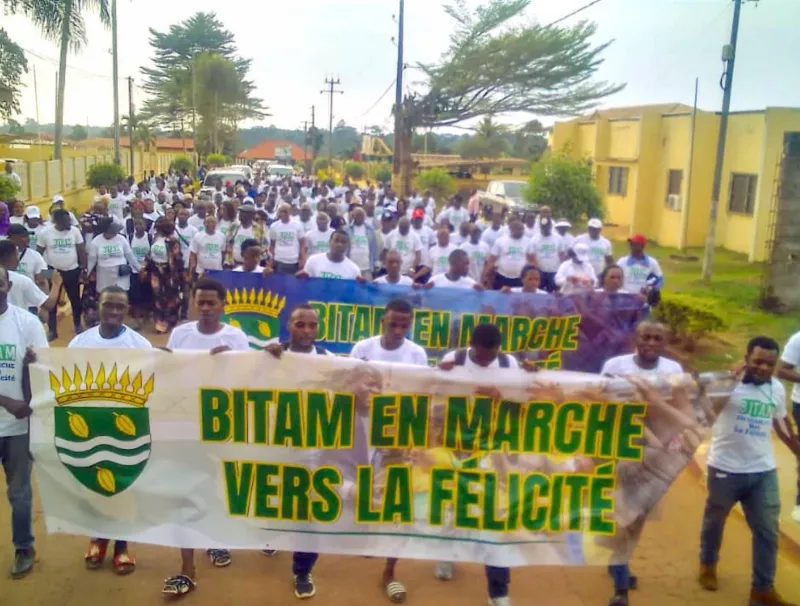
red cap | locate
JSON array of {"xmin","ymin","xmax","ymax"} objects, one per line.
[
  {"xmin": 628, "ymin": 234, "xmax": 647, "ymax": 246},
  {"xmin": 412, "ymin": 208, "xmax": 425, "ymax": 219}
]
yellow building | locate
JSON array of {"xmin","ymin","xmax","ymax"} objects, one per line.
[{"xmin": 550, "ymin": 104, "xmax": 800, "ymax": 261}]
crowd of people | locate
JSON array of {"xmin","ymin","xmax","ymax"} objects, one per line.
[{"xmin": 0, "ymin": 162, "xmax": 798, "ymax": 606}]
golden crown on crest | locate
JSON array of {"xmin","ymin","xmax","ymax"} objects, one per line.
[
  {"xmin": 224, "ymin": 288, "xmax": 286, "ymax": 318},
  {"xmin": 50, "ymin": 364, "xmax": 154, "ymax": 407}
]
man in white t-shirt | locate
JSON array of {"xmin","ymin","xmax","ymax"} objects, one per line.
[
  {"xmin": 426, "ymin": 226, "xmax": 458, "ymax": 280},
  {"xmin": 600, "ymin": 321, "xmax": 682, "ymax": 606},
  {"xmin": 461, "ymin": 224, "xmax": 491, "ymax": 284},
  {"xmin": 269, "ymin": 203, "xmax": 306, "ymax": 274},
  {"xmin": 427, "ymin": 249, "xmax": 482, "ymax": 291},
  {"xmin": 526, "ymin": 218, "xmax": 564, "ymax": 293},
  {"xmin": 162, "ymin": 278, "xmax": 249, "ymax": 598},
  {"xmin": 305, "ymin": 212, "xmax": 332, "ymax": 258},
  {"xmin": 68, "ymin": 285, "xmax": 151, "ymax": 574},
  {"xmin": 484, "ymin": 219, "xmax": 529, "ymax": 290},
  {"xmin": 7, "ymin": 225, "xmax": 48, "ymax": 290},
  {"xmin": 349, "ymin": 299, "xmax": 427, "ymax": 603},
  {"xmin": 374, "ymin": 250, "xmax": 414, "ymax": 286},
  {"xmin": 299, "ymin": 230, "xmax": 362, "ymax": 280},
  {"xmin": 383, "ymin": 217, "xmax": 422, "ymax": 277},
  {"xmin": 188, "ymin": 215, "xmax": 226, "ymax": 277},
  {"xmin": 437, "ymin": 195, "xmax": 470, "ymax": 232},
  {"xmin": 174, "ymin": 207, "xmax": 198, "ymax": 259},
  {"xmin": 777, "ymin": 329, "xmax": 800, "ymax": 523},
  {"xmin": 699, "ymin": 336, "xmax": 800, "ymax": 606},
  {"xmin": 575, "ymin": 218, "xmax": 614, "ymax": 276},
  {"xmin": 617, "ymin": 235, "xmax": 663, "ymax": 296},
  {"xmin": 0, "ymin": 266, "xmax": 49, "ymax": 579}
]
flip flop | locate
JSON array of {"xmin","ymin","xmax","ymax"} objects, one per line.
[
  {"xmin": 113, "ymin": 551, "xmax": 136, "ymax": 575},
  {"xmin": 84, "ymin": 539, "xmax": 108, "ymax": 570},
  {"xmin": 162, "ymin": 574, "xmax": 197, "ymax": 597},
  {"xmin": 385, "ymin": 580, "xmax": 407, "ymax": 604}
]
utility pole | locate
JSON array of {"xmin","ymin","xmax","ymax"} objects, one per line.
[
  {"xmin": 111, "ymin": 0, "xmax": 121, "ymax": 165},
  {"xmin": 701, "ymin": 0, "xmax": 747, "ymax": 281},
  {"xmin": 320, "ymin": 78, "xmax": 344, "ymax": 162},
  {"xmin": 393, "ymin": 0, "xmax": 406, "ymax": 192},
  {"xmin": 302, "ymin": 120, "xmax": 308, "ymax": 171},
  {"xmin": 33, "ymin": 65, "xmax": 42, "ymax": 157},
  {"xmin": 127, "ymin": 77, "xmax": 135, "ymax": 178}
]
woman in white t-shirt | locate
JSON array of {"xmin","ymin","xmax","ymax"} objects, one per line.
[
  {"xmin": 87, "ymin": 219, "xmax": 141, "ymax": 292},
  {"xmin": 149, "ymin": 217, "xmax": 186, "ymax": 335},
  {"xmin": 555, "ymin": 243, "xmax": 597, "ymax": 295}
]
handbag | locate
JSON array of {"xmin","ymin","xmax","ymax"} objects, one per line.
[{"xmin": 118, "ymin": 264, "xmax": 133, "ymax": 277}]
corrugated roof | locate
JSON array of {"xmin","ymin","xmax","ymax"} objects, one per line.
[{"xmin": 238, "ymin": 139, "xmax": 305, "ymax": 161}]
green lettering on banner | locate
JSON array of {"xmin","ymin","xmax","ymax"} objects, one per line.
[
  {"xmin": 254, "ymin": 463, "xmax": 281, "ymax": 519},
  {"xmin": 589, "ymin": 464, "xmax": 616, "ymax": 534},
  {"xmin": 564, "ymin": 474, "xmax": 589, "ymax": 531},
  {"xmin": 491, "ymin": 401, "xmax": 521, "ymax": 452},
  {"xmin": 200, "ymin": 388, "xmax": 231, "ymax": 441},
  {"xmin": 309, "ymin": 302, "xmax": 328, "ymax": 340},
  {"xmin": 412, "ymin": 310, "xmax": 432, "ymax": 346},
  {"xmin": 522, "ymin": 402, "xmax": 554, "ymax": 452},
  {"xmin": 397, "ymin": 395, "xmax": 429, "ymax": 448},
  {"xmin": 351, "ymin": 305, "xmax": 372, "ymax": 342},
  {"xmin": 584, "ymin": 403, "xmax": 619, "ymax": 458},
  {"xmin": 616, "ymin": 403, "xmax": 646, "ymax": 460},
  {"xmin": 428, "ymin": 311, "xmax": 451, "ymax": 348},
  {"xmin": 495, "ymin": 316, "xmax": 510, "ymax": 351},
  {"xmin": 429, "ymin": 468, "xmax": 455, "ymax": 526},
  {"xmin": 548, "ymin": 474, "xmax": 565, "ymax": 532},
  {"xmin": 281, "ymin": 465, "xmax": 312, "ymax": 521},
  {"xmin": 381, "ymin": 466, "xmax": 413, "ymax": 524},
  {"xmin": 307, "ymin": 392, "xmax": 354, "ymax": 448},
  {"xmin": 336, "ymin": 304, "xmax": 355, "ymax": 341},
  {"xmin": 509, "ymin": 316, "xmax": 529, "ymax": 352},
  {"xmin": 481, "ymin": 473, "xmax": 505, "ymax": 532},
  {"xmin": 223, "ymin": 461, "xmax": 254, "ymax": 516},
  {"xmin": 528, "ymin": 317, "xmax": 549, "ymax": 349},
  {"xmin": 520, "ymin": 473, "xmax": 548, "ymax": 531},
  {"xmin": 444, "ymin": 396, "xmax": 493, "ymax": 451},
  {"xmin": 506, "ymin": 473, "xmax": 521, "ymax": 531},
  {"xmin": 232, "ymin": 390, "xmax": 248, "ymax": 443},
  {"xmin": 553, "ymin": 402, "xmax": 585, "ymax": 455},
  {"xmin": 458, "ymin": 313, "xmax": 492, "ymax": 348},
  {"xmin": 273, "ymin": 392, "xmax": 304, "ymax": 447},
  {"xmin": 311, "ymin": 467, "xmax": 342, "ymax": 523},
  {"xmin": 455, "ymin": 470, "xmax": 481, "ymax": 531},
  {"xmin": 355, "ymin": 466, "xmax": 381, "ymax": 523},
  {"xmin": 251, "ymin": 390, "xmax": 273, "ymax": 444},
  {"xmin": 370, "ymin": 395, "xmax": 396, "ymax": 448}
]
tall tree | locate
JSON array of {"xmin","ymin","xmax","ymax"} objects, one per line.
[
  {"xmin": 394, "ymin": 0, "xmax": 623, "ymax": 193},
  {"xmin": 69, "ymin": 123, "xmax": 88, "ymax": 140},
  {"xmin": 140, "ymin": 12, "xmax": 267, "ymax": 152},
  {"xmin": 0, "ymin": 29, "xmax": 28, "ymax": 121}
]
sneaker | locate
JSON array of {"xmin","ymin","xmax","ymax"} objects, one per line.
[
  {"xmin": 698, "ymin": 563, "xmax": 719, "ymax": 591},
  {"xmin": 434, "ymin": 561, "xmax": 454, "ymax": 581},
  {"xmin": 791, "ymin": 505, "xmax": 800, "ymax": 523},
  {"xmin": 608, "ymin": 592, "xmax": 629, "ymax": 606},
  {"xmin": 11, "ymin": 548, "xmax": 35, "ymax": 579},
  {"xmin": 488, "ymin": 598, "xmax": 511, "ymax": 606},
  {"xmin": 294, "ymin": 574, "xmax": 316, "ymax": 599},
  {"xmin": 749, "ymin": 587, "xmax": 799, "ymax": 606}
]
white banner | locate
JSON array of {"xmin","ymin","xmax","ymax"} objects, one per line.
[{"xmin": 29, "ymin": 349, "xmax": 701, "ymax": 567}]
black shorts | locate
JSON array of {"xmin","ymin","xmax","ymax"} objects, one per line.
[{"xmin": 492, "ymin": 273, "xmax": 522, "ymax": 290}]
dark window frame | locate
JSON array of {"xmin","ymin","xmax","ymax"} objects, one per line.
[
  {"xmin": 727, "ymin": 173, "xmax": 758, "ymax": 215},
  {"xmin": 607, "ymin": 166, "xmax": 629, "ymax": 196}
]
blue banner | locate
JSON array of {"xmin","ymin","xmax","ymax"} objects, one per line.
[{"xmin": 210, "ymin": 271, "xmax": 647, "ymax": 373}]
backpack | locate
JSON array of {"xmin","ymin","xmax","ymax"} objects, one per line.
[
  {"xmin": 453, "ymin": 348, "xmax": 510, "ymax": 368},
  {"xmin": 281, "ymin": 341, "xmax": 328, "ymax": 355}
]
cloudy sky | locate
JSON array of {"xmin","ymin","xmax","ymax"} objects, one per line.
[{"xmin": 5, "ymin": 0, "xmax": 800, "ymax": 132}]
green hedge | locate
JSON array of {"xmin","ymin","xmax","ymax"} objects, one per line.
[
  {"xmin": 86, "ymin": 162, "xmax": 126, "ymax": 189},
  {"xmin": 653, "ymin": 293, "xmax": 729, "ymax": 350}
]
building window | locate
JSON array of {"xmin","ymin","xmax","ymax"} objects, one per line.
[
  {"xmin": 608, "ymin": 166, "xmax": 629, "ymax": 196},
  {"xmin": 727, "ymin": 173, "xmax": 758, "ymax": 215},
  {"xmin": 665, "ymin": 169, "xmax": 683, "ymax": 210}
]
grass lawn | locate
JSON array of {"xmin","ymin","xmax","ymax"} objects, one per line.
[{"xmin": 610, "ymin": 241, "xmax": 800, "ymax": 371}]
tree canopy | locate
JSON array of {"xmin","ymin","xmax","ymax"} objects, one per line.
[
  {"xmin": 406, "ymin": 0, "xmax": 623, "ymax": 129},
  {"xmin": 524, "ymin": 153, "xmax": 604, "ymax": 222},
  {"xmin": 0, "ymin": 30, "xmax": 28, "ymax": 121},
  {"xmin": 140, "ymin": 12, "xmax": 267, "ymax": 154}
]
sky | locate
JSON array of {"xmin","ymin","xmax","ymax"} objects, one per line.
[{"xmin": 4, "ymin": 0, "xmax": 800, "ymax": 134}]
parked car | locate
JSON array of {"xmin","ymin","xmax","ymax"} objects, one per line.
[
  {"xmin": 199, "ymin": 168, "xmax": 249, "ymax": 196},
  {"xmin": 478, "ymin": 179, "xmax": 527, "ymax": 209}
]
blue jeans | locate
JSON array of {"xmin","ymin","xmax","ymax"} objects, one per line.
[
  {"xmin": 293, "ymin": 552, "xmax": 318, "ymax": 577},
  {"xmin": 485, "ymin": 566, "xmax": 510, "ymax": 599},
  {"xmin": 0, "ymin": 433, "xmax": 34, "ymax": 550},
  {"xmin": 700, "ymin": 466, "xmax": 780, "ymax": 591}
]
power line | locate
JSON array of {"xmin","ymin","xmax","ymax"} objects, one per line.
[
  {"xmin": 360, "ymin": 79, "xmax": 396, "ymax": 118},
  {"xmin": 545, "ymin": 0, "xmax": 606, "ymax": 27}
]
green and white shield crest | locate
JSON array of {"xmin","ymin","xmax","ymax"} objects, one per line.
[
  {"xmin": 223, "ymin": 287, "xmax": 286, "ymax": 350},
  {"xmin": 54, "ymin": 405, "xmax": 151, "ymax": 497}
]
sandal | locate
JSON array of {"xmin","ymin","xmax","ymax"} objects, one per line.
[
  {"xmin": 608, "ymin": 593, "xmax": 628, "ymax": 606},
  {"xmin": 112, "ymin": 550, "xmax": 136, "ymax": 575},
  {"xmin": 206, "ymin": 549, "xmax": 232, "ymax": 568},
  {"xmin": 385, "ymin": 580, "xmax": 407, "ymax": 603},
  {"xmin": 162, "ymin": 574, "xmax": 197, "ymax": 597},
  {"xmin": 84, "ymin": 539, "xmax": 109, "ymax": 570}
]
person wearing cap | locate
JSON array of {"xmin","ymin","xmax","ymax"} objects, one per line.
[
  {"xmin": 526, "ymin": 218, "xmax": 565, "ymax": 293},
  {"xmin": 7, "ymin": 224, "xmax": 48, "ymax": 292},
  {"xmin": 555, "ymin": 242, "xmax": 597, "ymax": 295},
  {"xmin": 554, "ymin": 219, "xmax": 575, "ymax": 250},
  {"xmin": 345, "ymin": 207, "xmax": 379, "ymax": 280},
  {"xmin": 576, "ymin": 218, "xmax": 614, "ymax": 276},
  {"xmin": 0, "ymin": 239, "xmax": 62, "ymax": 317},
  {"xmin": 617, "ymin": 235, "xmax": 663, "ymax": 298},
  {"xmin": 223, "ymin": 203, "xmax": 268, "ymax": 269},
  {"xmin": 47, "ymin": 195, "xmax": 79, "ymax": 228},
  {"xmin": 410, "ymin": 207, "xmax": 435, "ymax": 278},
  {"xmin": 23, "ymin": 206, "xmax": 47, "ymax": 250},
  {"xmin": 86, "ymin": 217, "xmax": 140, "ymax": 294}
]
